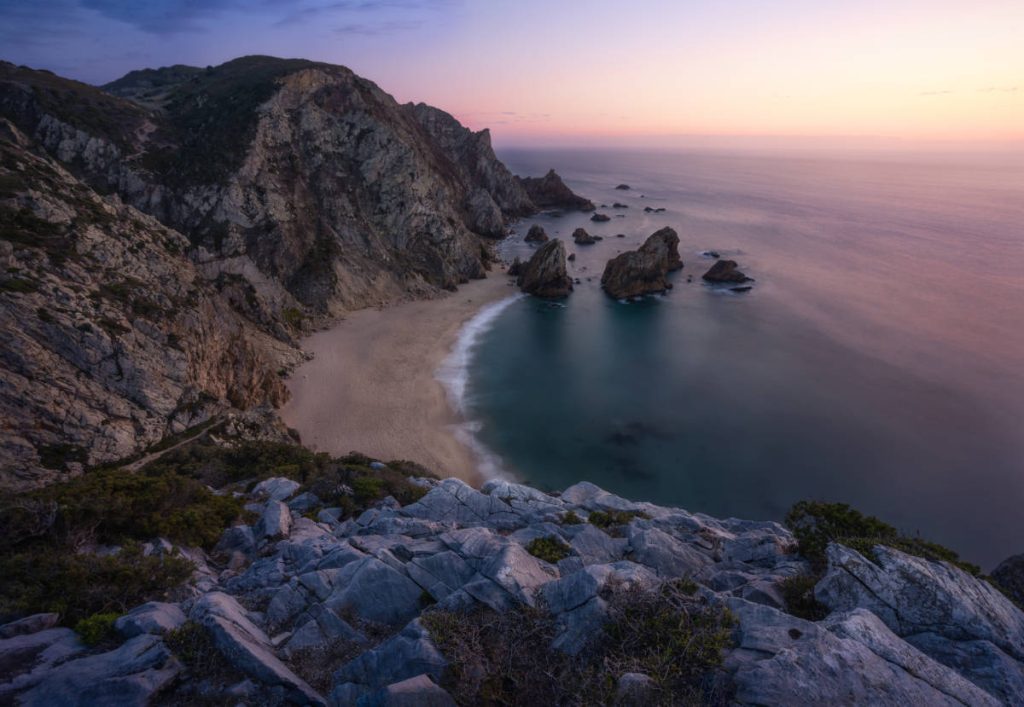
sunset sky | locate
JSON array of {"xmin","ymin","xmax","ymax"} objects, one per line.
[{"xmin": 2, "ymin": 0, "xmax": 1022, "ymax": 148}]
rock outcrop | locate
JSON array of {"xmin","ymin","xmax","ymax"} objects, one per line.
[
  {"xmin": 590, "ymin": 213, "xmax": 611, "ymax": 222},
  {"xmin": 524, "ymin": 224, "xmax": 548, "ymax": 243},
  {"xmin": 516, "ymin": 169, "xmax": 595, "ymax": 211},
  {"xmin": 600, "ymin": 227, "xmax": 683, "ymax": 299},
  {"xmin": 572, "ymin": 227, "xmax": 597, "ymax": 245},
  {"xmin": 516, "ymin": 240, "xmax": 572, "ymax": 299},
  {"xmin": 5, "ymin": 475, "xmax": 1018, "ymax": 704},
  {"xmin": 0, "ymin": 120, "xmax": 298, "ymax": 489},
  {"xmin": 702, "ymin": 259, "xmax": 751, "ymax": 284}
]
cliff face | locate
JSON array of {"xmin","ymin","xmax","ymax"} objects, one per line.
[
  {"xmin": 0, "ymin": 120, "xmax": 299, "ymax": 489},
  {"xmin": 0, "ymin": 57, "xmax": 535, "ymax": 315}
]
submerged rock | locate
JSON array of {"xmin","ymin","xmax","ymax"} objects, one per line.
[
  {"xmin": 590, "ymin": 213, "xmax": 611, "ymax": 222},
  {"xmin": 516, "ymin": 239, "xmax": 573, "ymax": 298},
  {"xmin": 600, "ymin": 227, "xmax": 683, "ymax": 299},
  {"xmin": 524, "ymin": 224, "xmax": 549, "ymax": 242},
  {"xmin": 702, "ymin": 259, "xmax": 751, "ymax": 283},
  {"xmin": 517, "ymin": 169, "xmax": 595, "ymax": 211},
  {"xmin": 615, "ymin": 184, "xmax": 631, "ymax": 190}
]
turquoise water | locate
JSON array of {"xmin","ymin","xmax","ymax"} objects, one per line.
[{"xmin": 455, "ymin": 148, "xmax": 1024, "ymax": 570}]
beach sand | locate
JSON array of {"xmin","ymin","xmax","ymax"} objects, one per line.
[{"xmin": 280, "ymin": 273, "xmax": 516, "ymax": 485}]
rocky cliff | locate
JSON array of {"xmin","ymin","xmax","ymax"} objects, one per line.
[
  {"xmin": 0, "ymin": 119, "xmax": 299, "ymax": 489},
  {"xmin": 0, "ymin": 57, "xmax": 554, "ymax": 317},
  {"xmin": 601, "ymin": 226, "xmax": 683, "ymax": 298},
  {"xmin": 3, "ymin": 470, "xmax": 1021, "ymax": 705},
  {"xmin": 0, "ymin": 57, "xmax": 598, "ymax": 486}
]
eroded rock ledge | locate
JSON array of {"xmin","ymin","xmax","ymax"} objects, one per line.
[{"xmin": 3, "ymin": 476, "xmax": 1021, "ymax": 705}]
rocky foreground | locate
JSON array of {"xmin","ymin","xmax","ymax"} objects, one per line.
[{"xmin": 3, "ymin": 473, "xmax": 1022, "ymax": 705}]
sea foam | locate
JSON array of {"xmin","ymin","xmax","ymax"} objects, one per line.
[{"xmin": 435, "ymin": 294, "xmax": 524, "ymax": 479}]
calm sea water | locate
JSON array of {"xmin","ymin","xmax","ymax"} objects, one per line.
[{"xmin": 451, "ymin": 148, "xmax": 1024, "ymax": 570}]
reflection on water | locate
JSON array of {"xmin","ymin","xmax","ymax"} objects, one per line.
[{"xmin": 462, "ymin": 148, "xmax": 1024, "ymax": 570}]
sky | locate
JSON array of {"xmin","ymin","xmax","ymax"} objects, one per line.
[{"xmin": 1, "ymin": 0, "xmax": 1022, "ymax": 149}]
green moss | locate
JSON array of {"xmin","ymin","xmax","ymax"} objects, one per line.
[
  {"xmin": 74, "ymin": 612, "xmax": 120, "ymax": 646},
  {"xmin": 526, "ymin": 535, "xmax": 571, "ymax": 564}
]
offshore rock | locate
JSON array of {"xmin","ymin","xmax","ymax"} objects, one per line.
[
  {"xmin": 702, "ymin": 259, "xmax": 751, "ymax": 283},
  {"xmin": 516, "ymin": 239, "xmax": 573, "ymax": 299},
  {"xmin": 524, "ymin": 224, "xmax": 549, "ymax": 242},
  {"xmin": 600, "ymin": 226, "xmax": 683, "ymax": 298},
  {"xmin": 516, "ymin": 169, "xmax": 595, "ymax": 211},
  {"xmin": 572, "ymin": 227, "xmax": 597, "ymax": 245}
]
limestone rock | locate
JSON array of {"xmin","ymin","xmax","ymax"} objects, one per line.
[
  {"xmin": 0, "ymin": 614, "xmax": 59, "ymax": 639},
  {"xmin": 516, "ymin": 239, "xmax": 572, "ymax": 299},
  {"xmin": 15, "ymin": 634, "xmax": 181, "ymax": 707},
  {"xmin": 253, "ymin": 477, "xmax": 301, "ymax": 502},
  {"xmin": 993, "ymin": 553, "xmax": 1024, "ymax": 607},
  {"xmin": 600, "ymin": 227, "xmax": 683, "ymax": 299},
  {"xmin": 191, "ymin": 592, "xmax": 324, "ymax": 705},
  {"xmin": 257, "ymin": 501, "xmax": 293, "ymax": 541},
  {"xmin": 115, "ymin": 602, "xmax": 187, "ymax": 638}
]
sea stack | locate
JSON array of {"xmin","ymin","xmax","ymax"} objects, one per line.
[
  {"xmin": 517, "ymin": 239, "xmax": 573, "ymax": 298},
  {"xmin": 573, "ymin": 227, "xmax": 598, "ymax": 245},
  {"xmin": 600, "ymin": 227, "xmax": 683, "ymax": 298},
  {"xmin": 702, "ymin": 259, "xmax": 751, "ymax": 283},
  {"xmin": 516, "ymin": 169, "xmax": 595, "ymax": 211},
  {"xmin": 525, "ymin": 224, "xmax": 549, "ymax": 242}
]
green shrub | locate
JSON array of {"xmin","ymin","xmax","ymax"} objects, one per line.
[
  {"xmin": 778, "ymin": 573, "xmax": 828, "ymax": 621},
  {"xmin": 526, "ymin": 535, "xmax": 571, "ymax": 564},
  {"xmin": 41, "ymin": 466, "xmax": 244, "ymax": 549},
  {"xmin": 74, "ymin": 612, "xmax": 120, "ymax": 646},
  {"xmin": 560, "ymin": 510, "xmax": 583, "ymax": 525},
  {"xmin": 282, "ymin": 307, "xmax": 303, "ymax": 328},
  {"xmin": 165, "ymin": 621, "xmax": 222, "ymax": 669},
  {"xmin": 588, "ymin": 509, "xmax": 648, "ymax": 536},
  {"xmin": 0, "ymin": 543, "xmax": 193, "ymax": 624},
  {"xmin": 784, "ymin": 500, "xmax": 980, "ymax": 575}
]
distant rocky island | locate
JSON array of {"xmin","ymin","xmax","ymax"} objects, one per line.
[{"xmin": 1, "ymin": 55, "xmax": 1022, "ymax": 706}]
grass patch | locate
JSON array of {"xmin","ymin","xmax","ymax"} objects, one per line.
[
  {"xmin": 423, "ymin": 579, "xmax": 734, "ymax": 706},
  {"xmin": 526, "ymin": 535, "xmax": 571, "ymax": 564}
]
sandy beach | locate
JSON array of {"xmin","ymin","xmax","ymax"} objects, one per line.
[{"xmin": 280, "ymin": 274, "xmax": 516, "ymax": 485}]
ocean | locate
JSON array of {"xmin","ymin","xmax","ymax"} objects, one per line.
[{"xmin": 441, "ymin": 147, "xmax": 1024, "ymax": 570}]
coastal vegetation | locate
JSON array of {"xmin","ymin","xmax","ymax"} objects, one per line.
[{"xmin": 422, "ymin": 578, "xmax": 735, "ymax": 705}]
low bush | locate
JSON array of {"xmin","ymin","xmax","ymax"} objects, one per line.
[
  {"xmin": 560, "ymin": 510, "xmax": 583, "ymax": 525},
  {"xmin": 0, "ymin": 543, "xmax": 193, "ymax": 624},
  {"xmin": 778, "ymin": 573, "xmax": 828, "ymax": 621},
  {"xmin": 423, "ymin": 579, "xmax": 735, "ymax": 706},
  {"xmin": 588, "ymin": 509, "xmax": 649, "ymax": 536},
  {"xmin": 785, "ymin": 500, "xmax": 980, "ymax": 575},
  {"xmin": 74, "ymin": 612, "xmax": 120, "ymax": 646},
  {"xmin": 526, "ymin": 535, "xmax": 571, "ymax": 564}
]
